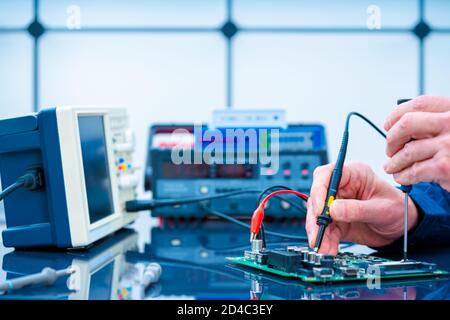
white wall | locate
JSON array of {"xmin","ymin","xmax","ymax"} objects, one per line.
[
  {"xmin": 39, "ymin": 33, "xmax": 226, "ymax": 178},
  {"xmin": 233, "ymin": 33, "xmax": 418, "ymax": 182}
]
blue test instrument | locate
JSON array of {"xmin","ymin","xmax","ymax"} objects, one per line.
[{"xmin": 0, "ymin": 106, "xmax": 138, "ymax": 249}]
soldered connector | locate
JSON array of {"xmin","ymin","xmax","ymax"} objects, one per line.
[
  {"xmin": 251, "ymin": 239, "xmax": 263, "ymax": 254},
  {"xmin": 245, "ymin": 239, "xmax": 268, "ymax": 265}
]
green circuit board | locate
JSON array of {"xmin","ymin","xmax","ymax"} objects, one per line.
[{"xmin": 227, "ymin": 248, "xmax": 448, "ymax": 284}]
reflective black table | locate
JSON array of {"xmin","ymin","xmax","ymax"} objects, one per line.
[{"xmin": 1, "ymin": 213, "xmax": 449, "ymax": 300}]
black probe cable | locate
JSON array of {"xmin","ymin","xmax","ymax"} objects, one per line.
[
  {"xmin": 201, "ymin": 204, "xmax": 353, "ymax": 246},
  {"xmin": 258, "ymin": 185, "xmax": 307, "ymax": 214},
  {"xmin": 257, "ymin": 185, "xmax": 295, "ymax": 204},
  {"xmin": 256, "ymin": 185, "xmax": 308, "ymax": 248},
  {"xmin": 200, "ymin": 203, "xmax": 309, "ymax": 241},
  {"xmin": 0, "ymin": 181, "xmax": 25, "ymax": 201},
  {"xmin": 126, "ymin": 186, "xmax": 308, "ymax": 243},
  {"xmin": 345, "ymin": 112, "xmax": 386, "ymax": 139},
  {"xmin": 126, "ymin": 189, "xmax": 262, "ymax": 211},
  {"xmin": 314, "ymin": 112, "xmax": 387, "ymax": 251},
  {"xmin": 0, "ymin": 170, "xmax": 44, "ymax": 202},
  {"xmin": 126, "ymin": 188, "xmax": 307, "ymax": 214}
]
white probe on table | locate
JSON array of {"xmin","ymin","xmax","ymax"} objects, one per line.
[{"xmin": 0, "ymin": 267, "xmax": 75, "ymax": 294}]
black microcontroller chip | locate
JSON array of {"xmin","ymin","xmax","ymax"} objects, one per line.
[{"xmin": 267, "ymin": 250, "xmax": 302, "ymax": 273}]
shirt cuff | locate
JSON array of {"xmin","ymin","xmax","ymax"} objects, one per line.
[{"xmin": 406, "ymin": 187, "xmax": 441, "ymax": 246}]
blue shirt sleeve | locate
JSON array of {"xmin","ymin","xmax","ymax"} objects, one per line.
[
  {"xmin": 407, "ymin": 183, "xmax": 450, "ymax": 247},
  {"xmin": 375, "ymin": 183, "xmax": 450, "ymax": 253}
]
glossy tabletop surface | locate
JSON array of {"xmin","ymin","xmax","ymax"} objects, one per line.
[{"xmin": 1, "ymin": 212, "xmax": 450, "ymax": 300}]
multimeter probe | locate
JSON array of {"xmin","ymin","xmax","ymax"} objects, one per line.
[{"xmin": 313, "ymin": 112, "xmax": 387, "ymax": 252}]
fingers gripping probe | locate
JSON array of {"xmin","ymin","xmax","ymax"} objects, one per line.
[
  {"xmin": 313, "ymin": 127, "xmax": 350, "ymax": 252},
  {"xmin": 313, "ymin": 112, "xmax": 387, "ymax": 252},
  {"xmin": 313, "ymin": 104, "xmax": 412, "ymax": 258}
]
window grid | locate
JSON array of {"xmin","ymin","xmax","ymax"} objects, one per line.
[{"xmin": 0, "ymin": 0, "xmax": 449, "ymax": 112}]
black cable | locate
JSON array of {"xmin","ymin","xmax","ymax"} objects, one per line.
[
  {"xmin": 126, "ymin": 188, "xmax": 307, "ymax": 214},
  {"xmin": 262, "ymin": 190, "xmax": 306, "ymax": 213},
  {"xmin": 256, "ymin": 185, "xmax": 309, "ymax": 248},
  {"xmin": 257, "ymin": 185, "xmax": 294, "ymax": 204},
  {"xmin": 259, "ymin": 223, "xmax": 266, "ymax": 247},
  {"xmin": 346, "ymin": 112, "xmax": 386, "ymax": 139},
  {"xmin": 201, "ymin": 204, "xmax": 309, "ymax": 242},
  {"xmin": 126, "ymin": 186, "xmax": 311, "ymax": 245},
  {"xmin": 0, "ymin": 170, "xmax": 44, "ymax": 202},
  {"xmin": 257, "ymin": 186, "xmax": 286, "ymax": 247},
  {"xmin": 128, "ymin": 185, "xmax": 309, "ymax": 246},
  {"xmin": 126, "ymin": 189, "xmax": 261, "ymax": 211},
  {"xmin": 258, "ymin": 185, "xmax": 291, "ymax": 247},
  {"xmin": 0, "ymin": 181, "xmax": 25, "ymax": 202}
]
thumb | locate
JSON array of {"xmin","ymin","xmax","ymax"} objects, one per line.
[{"xmin": 330, "ymin": 199, "xmax": 378, "ymax": 224}]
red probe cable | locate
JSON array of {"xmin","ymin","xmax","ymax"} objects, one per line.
[{"xmin": 250, "ymin": 190, "xmax": 309, "ymax": 241}]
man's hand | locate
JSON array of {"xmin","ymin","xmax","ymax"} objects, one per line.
[
  {"xmin": 306, "ymin": 162, "xmax": 419, "ymax": 255},
  {"xmin": 383, "ymin": 95, "xmax": 450, "ymax": 191}
]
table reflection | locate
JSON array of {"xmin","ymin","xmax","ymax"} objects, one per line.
[{"xmin": 1, "ymin": 218, "xmax": 449, "ymax": 300}]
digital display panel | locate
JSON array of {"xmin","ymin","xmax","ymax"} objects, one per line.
[
  {"xmin": 78, "ymin": 116, "xmax": 114, "ymax": 224},
  {"xmin": 160, "ymin": 163, "xmax": 255, "ymax": 179},
  {"xmin": 216, "ymin": 164, "xmax": 255, "ymax": 178},
  {"xmin": 162, "ymin": 163, "xmax": 209, "ymax": 179}
]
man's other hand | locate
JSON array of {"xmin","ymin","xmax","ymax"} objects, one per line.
[{"xmin": 384, "ymin": 95, "xmax": 450, "ymax": 191}]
